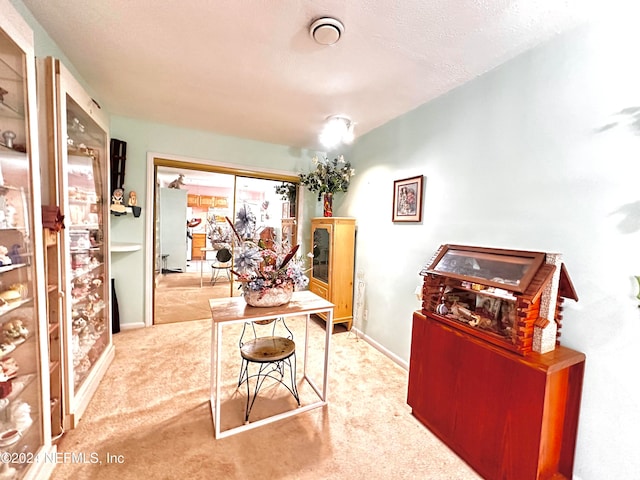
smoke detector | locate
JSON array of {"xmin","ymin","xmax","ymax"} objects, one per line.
[{"xmin": 310, "ymin": 17, "xmax": 344, "ymax": 46}]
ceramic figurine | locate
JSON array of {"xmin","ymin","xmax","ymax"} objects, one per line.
[
  {"xmin": 0, "ymin": 246, "xmax": 10, "ymax": 266},
  {"xmin": 168, "ymin": 174, "xmax": 185, "ymax": 189},
  {"xmin": 2, "ymin": 130, "xmax": 15, "ymax": 149},
  {"xmin": 110, "ymin": 188, "xmax": 126, "ymax": 214}
]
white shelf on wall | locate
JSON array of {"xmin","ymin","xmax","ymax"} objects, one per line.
[{"xmin": 111, "ymin": 242, "xmax": 142, "ymax": 253}]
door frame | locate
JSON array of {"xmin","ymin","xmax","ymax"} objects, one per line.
[{"xmin": 144, "ymin": 152, "xmax": 301, "ymax": 327}]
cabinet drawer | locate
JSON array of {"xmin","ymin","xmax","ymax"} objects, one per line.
[
  {"xmin": 310, "ymin": 282, "xmax": 329, "ymax": 300},
  {"xmin": 187, "ymin": 194, "xmax": 200, "ymax": 207},
  {"xmin": 200, "ymin": 195, "xmax": 215, "ymax": 207}
]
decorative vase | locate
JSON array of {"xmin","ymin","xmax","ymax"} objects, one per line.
[
  {"xmin": 243, "ymin": 282, "xmax": 294, "ymax": 307},
  {"xmin": 323, "ymin": 192, "xmax": 333, "ymax": 217}
]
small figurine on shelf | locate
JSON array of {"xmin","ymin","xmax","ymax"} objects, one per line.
[
  {"xmin": 0, "ymin": 246, "xmax": 10, "ymax": 266},
  {"xmin": 1, "ymin": 130, "xmax": 15, "ymax": 149},
  {"xmin": 110, "ymin": 188, "xmax": 126, "ymax": 215},
  {"xmin": 128, "ymin": 190, "xmax": 142, "ymax": 217},
  {"xmin": 2, "ymin": 319, "xmax": 28, "ymax": 345}
]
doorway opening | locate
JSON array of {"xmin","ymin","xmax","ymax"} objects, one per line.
[{"xmin": 149, "ymin": 156, "xmax": 299, "ymax": 326}]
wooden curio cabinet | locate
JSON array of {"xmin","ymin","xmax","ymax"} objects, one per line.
[
  {"xmin": 37, "ymin": 56, "xmax": 114, "ymax": 430},
  {"xmin": 308, "ymin": 217, "xmax": 355, "ymax": 330}
]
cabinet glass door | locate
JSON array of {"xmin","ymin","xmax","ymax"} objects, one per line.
[
  {"xmin": 0, "ymin": 26, "xmax": 45, "ymax": 476},
  {"xmin": 312, "ymin": 226, "xmax": 330, "ymax": 284},
  {"xmin": 63, "ymin": 95, "xmax": 109, "ymax": 392}
]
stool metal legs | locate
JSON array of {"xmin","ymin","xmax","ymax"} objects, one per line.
[{"xmin": 238, "ymin": 353, "xmax": 300, "ymax": 423}]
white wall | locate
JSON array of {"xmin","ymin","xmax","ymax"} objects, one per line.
[{"xmin": 341, "ymin": 15, "xmax": 640, "ymax": 480}]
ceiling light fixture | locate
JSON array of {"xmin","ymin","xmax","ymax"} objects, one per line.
[
  {"xmin": 309, "ymin": 17, "xmax": 345, "ymax": 46},
  {"xmin": 319, "ymin": 115, "xmax": 355, "ymax": 149}
]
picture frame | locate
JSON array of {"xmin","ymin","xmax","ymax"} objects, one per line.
[{"xmin": 392, "ymin": 175, "xmax": 424, "ymax": 222}]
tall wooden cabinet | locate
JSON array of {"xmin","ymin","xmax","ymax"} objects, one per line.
[
  {"xmin": 309, "ymin": 217, "xmax": 355, "ymax": 330},
  {"xmin": 408, "ymin": 311, "xmax": 585, "ymax": 480},
  {"xmin": 37, "ymin": 56, "xmax": 114, "ymax": 430},
  {"xmin": 0, "ymin": 3, "xmax": 55, "ymax": 478}
]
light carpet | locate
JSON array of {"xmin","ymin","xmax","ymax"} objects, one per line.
[
  {"xmin": 50, "ymin": 315, "xmax": 481, "ymax": 480},
  {"xmin": 154, "ymin": 272, "xmax": 238, "ymax": 324}
]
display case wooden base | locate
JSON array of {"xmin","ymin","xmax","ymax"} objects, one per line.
[{"xmin": 407, "ymin": 311, "xmax": 585, "ymax": 480}]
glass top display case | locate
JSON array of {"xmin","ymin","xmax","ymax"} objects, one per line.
[
  {"xmin": 426, "ymin": 244, "xmax": 545, "ymax": 294},
  {"xmin": 0, "ymin": 4, "xmax": 53, "ymax": 478},
  {"xmin": 420, "ymin": 244, "xmax": 577, "ymax": 355}
]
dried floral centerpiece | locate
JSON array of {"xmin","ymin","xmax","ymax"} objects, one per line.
[
  {"xmin": 299, "ymin": 155, "xmax": 355, "ymax": 217},
  {"xmin": 226, "ymin": 205, "xmax": 309, "ymax": 307},
  {"xmin": 206, "ymin": 216, "xmax": 232, "ymax": 249}
]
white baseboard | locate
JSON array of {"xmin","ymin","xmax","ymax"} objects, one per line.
[
  {"xmin": 119, "ymin": 322, "xmax": 146, "ymax": 331},
  {"xmin": 352, "ymin": 327, "xmax": 409, "ymax": 371}
]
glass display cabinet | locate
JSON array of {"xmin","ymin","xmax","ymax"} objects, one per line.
[
  {"xmin": 38, "ymin": 57, "xmax": 114, "ymax": 430},
  {"xmin": 0, "ymin": 3, "xmax": 54, "ymax": 479},
  {"xmin": 308, "ymin": 217, "xmax": 356, "ymax": 330},
  {"xmin": 420, "ymin": 244, "xmax": 578, "ymax": 355}
]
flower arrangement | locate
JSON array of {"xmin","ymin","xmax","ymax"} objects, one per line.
[
  {"xmin": 206, "ymin": 216, "xmax": 232, "ymax": 249},
  {"xmin": 226, "ymin": 205, "xmax": 309, "ymax": 303},
  {"xmin": 274, "ymin": 182, "xmax": 297, "ymax": 202},
  {"xmin": 299, "ymin": 155, "xmax": 355, "ymax": 201}
]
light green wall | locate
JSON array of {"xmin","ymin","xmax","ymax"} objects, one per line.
[
  {"xmin": 342, "ymin": 16, "xmax": 640, "ymax": 480},
  {"xmin": 13, "ymin": 1, "xmax": 640, "ymax": 477},
  {"xmin": 10, "ymin": 0, "xmax": 96, "ymax": 98},
  {"xmin": 109, "ymin": 116, "xmax": 319, "ymax": 326}
]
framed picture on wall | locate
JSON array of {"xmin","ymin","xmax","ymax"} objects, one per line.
[{"xmin": 392, "ymin": 175, "xmax": 424, "ymax": 222}]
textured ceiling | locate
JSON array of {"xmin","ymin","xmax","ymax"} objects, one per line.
[{"xmin": 21, "ymin": 0, "xmax": 594, "ymax": 151}]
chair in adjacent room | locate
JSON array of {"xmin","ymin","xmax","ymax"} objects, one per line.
[
  {"xmin": 237, "ymin": 318, "xmax": 300, "ymax": 423},
  {"xmin": 210, "ymin": 247, "xmax": 232, "ymax": 285}
]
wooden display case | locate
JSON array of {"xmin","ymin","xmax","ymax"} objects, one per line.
[
  {"xmin": 37, "ymin": 56, "xmax": 115, "ymax": 430},
  {"xmin": 420, "ymin": 244, "xmax": 578, "ymax": 355},
  {"xmin": 308, "ymin": 217, "xmax": 356, "ymax": 330},
  {"xmin": 0, "ymin": 3, "xmax": 56, "ymax": 478},
  {"xmin": 408, "ymin": 311, "xmax": 585, "ymax": 480}
]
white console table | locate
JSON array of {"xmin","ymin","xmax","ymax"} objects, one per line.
[{"xmin": 208, "ymin": 290, "xmax": 334, "ymax": 439}]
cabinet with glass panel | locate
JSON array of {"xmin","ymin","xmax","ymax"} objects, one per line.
[
  {"xmin": 308, "ymin": 217, "xmax": 356, "ymax": 330},
  {"xmin": 38, "ymin": 56, "xmax": 114, "ymax": 430},
  {"xmin": 0, "ymin": 2, "xmax": 55, "ymax": 478}
]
